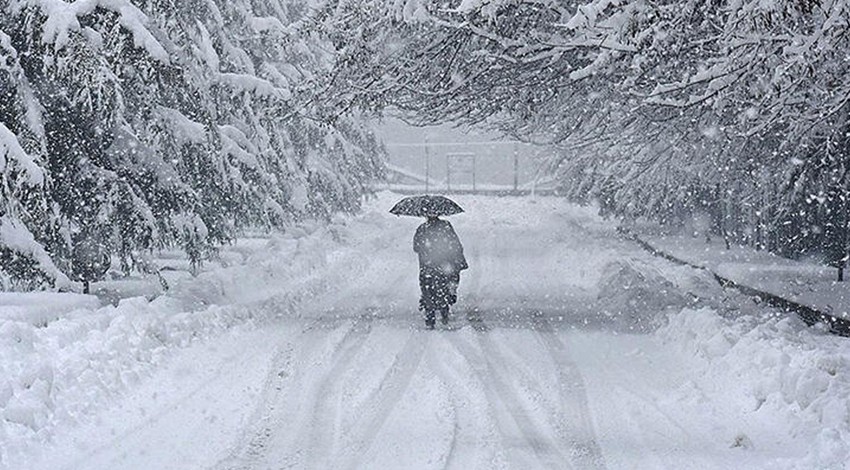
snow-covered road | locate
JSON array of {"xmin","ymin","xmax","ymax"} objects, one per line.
[
  {"xmin": 212, "ymin": 196, "xmax": 612, "ymax": 470},
  {"xmin": 16, "ymin": 193, "xmax": 850, "ymax": 469}
]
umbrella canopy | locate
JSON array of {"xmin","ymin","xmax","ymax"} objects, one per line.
[{"xmin": 390, "ymin": 195, "xmax": 464, "ymax": 217}]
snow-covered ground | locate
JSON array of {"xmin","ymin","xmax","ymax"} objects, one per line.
[
  {"xmin": 637, "ymin": 231, "xmax": 850, "ymax": 321},
  {"xmin": 3, "ymin": 192, "xmax": 850, "ymax": 469}
]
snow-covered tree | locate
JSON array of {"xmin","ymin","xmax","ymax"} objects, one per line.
[
  {"xmin": 323, "ymin": 0, "xmax": 850, "ymax": 270},
  {"xmin": 0, "ymin": 0, "xmax": 384, "ymax": 288},
  {"xmin": 0, "ymin": 27, "xmax": 69, "ymax": 288}
]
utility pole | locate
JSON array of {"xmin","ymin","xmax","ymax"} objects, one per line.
[
  {"xmin": 446, "ymin": 154, "xmax": 451, "ymax": 192},
  {"xmin": 472, "ymin": 155, "xmax": 477, "ymax": 192},
  {"xmin": 840, "ymin": 179, "xmax": 848, "ymax": 281},
  {"xmin": 513, "ymin": 143, "xmax": 519, "ymax": 192},
  {"xmin": 424, "ymin": 134, "xmax": 430, "ymax": 193}
]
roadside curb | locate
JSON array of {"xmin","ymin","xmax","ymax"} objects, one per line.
[{"xmin": 619, "ymin": 227, "xmax": 850, "ymax": 337}]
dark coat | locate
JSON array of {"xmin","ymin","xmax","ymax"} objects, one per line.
[
  {"xmin": 414, "ymin": 218, "xmax": 467, "ymax": 310},
  {"xmin": 414, "ymin": 218, "xmax": 467, "ymax": 273}
]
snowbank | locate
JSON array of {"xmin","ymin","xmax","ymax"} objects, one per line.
[
  {"xmin": 0, "ymin": 215, "xmax": 368, "ymax": 468},
  {"xmin": 0, "ymin": 293, "xmax": 99, "ymax": 325},
  {"xmin": 595, "ymin": 260, "xmax": 689, "ymax": 332},
  {"xmin": 658, "ymin": 308, "xmax": 850, "ymax": 469}
]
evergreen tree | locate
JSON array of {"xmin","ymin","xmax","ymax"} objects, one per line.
[{"xmin": 0, "ymin": 0, "xmax": 384, "ymax": 288}]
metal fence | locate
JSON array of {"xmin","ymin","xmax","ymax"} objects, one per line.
[{"xmin": 380, "ymin": 140, "xmax": 557, "ymax": 195}]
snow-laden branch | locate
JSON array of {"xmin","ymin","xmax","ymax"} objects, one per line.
[
  {"xmin": 19, "ymin": 0, "xmax": 170, "ymax": 62},
  {"xmin": 0, "ymin": 123, "xmax": 44, "ymax": 187}
]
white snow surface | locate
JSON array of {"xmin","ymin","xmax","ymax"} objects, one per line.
[
  {"xmin": 3, "ymin": 192, "xmax": 850, "ymax": 469},
  {"xmin": 0, "ymin": 293, "xmax": 99, "ymax": 325},
  {"xmin": 640, "ymin": 231, "xmax": 850, "ymax": 320}
]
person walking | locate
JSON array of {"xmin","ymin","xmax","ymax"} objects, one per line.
[{"xmin": 414, "ymin": 214, "xmax": 467, "ymax": 329}]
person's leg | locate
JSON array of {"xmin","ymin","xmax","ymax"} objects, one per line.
[
  {"xmin": 418, "ymin": 269, "xmax": 428, "ymax": 310},
  {"xmin": 421, "ymin": 268, "xmax": 438, "ymax": 328},
  {"xmin": 440, "ymin": 307, "xmax": 449, "ymax": 325},
  {"xmin": 448, "ymin": 272, "xmax": 460, "ymax": 305},
  {"xmin": 425, "ymin": 309, "xmax": 436, "ymax": 329}
]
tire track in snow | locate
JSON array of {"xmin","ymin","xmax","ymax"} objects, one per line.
[
  {"xmin": 302, "ymin": 313, "xmax": 375, "ymax": 469},
  {"xmin": 215, "ymin": 314, "xmax": 374, "ymax": 470},
  {"xmin": 426, "ymin": 335, "xmax": 502, "ymax": 470},
  {"xmin": 453, "ymin": 220, "xmax": 570, "ymax": 467},
  {"xmin": 446, "ymin": 331, "xmax": 573, "ymax": 470},
  {"xmin": 339, "ymin": 330, "xmax": 429, "ymax": 470},
  {"xmin": 474, "ymin": 206, "xmax": 605, "ymax": 468},
  {"xmin": 530, "ymin": 311, "xmax": 607, "ymax": 470},
  {"xmin": 213, "ymin": 337, "xmax": 296, "ymax": 470},
  {"xmin": 426, "ymin": 355, "xmax": 462, "ymax": 470},
  {"xmin": 217, "ymin": 224, "xmax": 418, "ymax": 470}
]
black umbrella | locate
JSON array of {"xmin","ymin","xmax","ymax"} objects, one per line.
[{"xmin": 390, "ymin": 195, "xmax": 464, "ymax": 217}]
